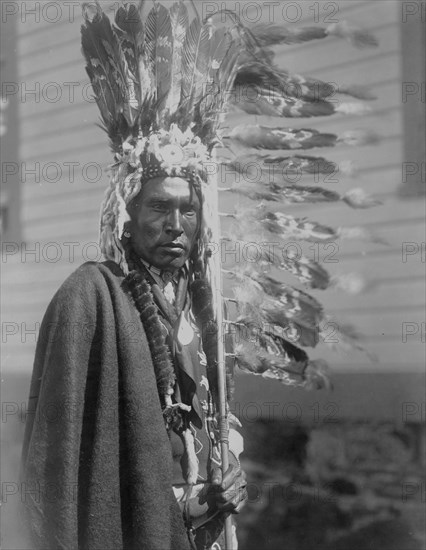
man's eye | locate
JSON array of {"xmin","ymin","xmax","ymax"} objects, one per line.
[
  {"xmin": 152, "ymin": 204, "xmax": 168, "ymax": 212},
  {"xmin": 182, "ymin": 205, "xmax": 196, "ymax": 215}
]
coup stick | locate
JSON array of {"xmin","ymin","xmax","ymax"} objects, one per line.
[{"xmin": 210, "ymin": 161, "xmax": 233, "ymax": 550}]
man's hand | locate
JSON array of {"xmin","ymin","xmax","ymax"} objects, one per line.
[
  {"xmin": 179, "ymin": 464, "xmax": 248, "ymax": 530},
  {"xmin": 210, "ymin": 464, "xmax": 248, "ymax": 514}
]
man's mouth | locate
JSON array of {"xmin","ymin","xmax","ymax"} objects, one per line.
[
  {"xmin": 161, "ymin": 242, "xmax": 185, "ymax": 249},
  {"xmin": 160, "ymin": 242, "xmax": 185, "ymax": 255}
]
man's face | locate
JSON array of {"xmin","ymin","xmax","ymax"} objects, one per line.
[{"xmin": 127, "ymin": 176, "xmax": 201, "ymax": 270}]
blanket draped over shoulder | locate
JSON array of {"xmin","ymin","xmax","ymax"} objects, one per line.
[{"xmin": 20, "ymin": 261, "xmax": 190, "ymax": 550}]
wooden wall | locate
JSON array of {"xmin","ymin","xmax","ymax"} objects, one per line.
[{"xmin": 1, "ymin": 1, "xmax": 425, "ymax": 417}]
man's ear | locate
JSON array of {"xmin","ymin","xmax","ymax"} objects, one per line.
[
  {"xmin": 121, "ymin": 221, "xmax": 132, "ymax": 242},
  {"xmin": 126, "ymin": 198, "xmax": 136, "ymax": 219},
  {"xmin": 126, "ymin": 189, "xmax": 143, "ymax": 219}
]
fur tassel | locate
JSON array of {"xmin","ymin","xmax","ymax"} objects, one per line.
[
  {"xmin": 338, "ymin": 130, "xmax": 379, "ymax": 146},
  {"xmin": 343, "ymin": 188, "xmax": 382, "ymax": 208},
  {"xmin": 338, "ymin": 226, "xmax": 388, "ymax": 245},
  {"xmin": 339, "ymin": 84, "xmax": 377, "ymax": 100},
  {"xmin": 183, "ymin": 428, "xmax": 199, "ymax": 485},
  {"xmin": 339, "ymin": 160, "xmax": 356, "ymax": 176},
  {"xmin": 330, "ymin": 272, "xmax": 367, "ymax": 294},
  {"xmin": 320, "ymin": 318, "xmax": 378, "ymax": 362},
  {"xmin": 122, "ymin": 270, "xmax": 176, "ymax": 404},
  {"xmin": 335, "ymin": 102, "xmax": 372, "ymax": 116},
  {"xmin": 304, "ymin": 360, "xmax": 332, "ymax": 390},
  {"xmin": 326, "ymin": 22, "xmax": 379, "ymax": 48}
]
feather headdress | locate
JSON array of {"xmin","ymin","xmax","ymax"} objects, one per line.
[{"xmin": 82, "ymin": 1, "xmax": 379, "ymax": 393}]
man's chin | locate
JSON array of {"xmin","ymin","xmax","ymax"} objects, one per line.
[
  {"xmin": 155, "ymin": 252, "xmax": 188, "ymax": 270},
  {"xmin": 165, "ymin": 258, "xmax": 186, "ymax": 269}
]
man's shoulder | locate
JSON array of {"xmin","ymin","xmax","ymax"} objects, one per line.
[
  {"xmin": 63, "ymin": 260, "xmax": 123, "ymax": 286},
  {"xmin": 52, "ymin": 261, "xmax": 125, "ymax": 305}
]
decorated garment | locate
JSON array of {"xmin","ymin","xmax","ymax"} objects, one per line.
[{"xmin": 136, "ymin": 261, "xmax": 243, "ymax": 550}]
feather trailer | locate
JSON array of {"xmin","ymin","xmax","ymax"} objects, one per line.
[
  {"xmin": 232, "ymin": 186, "xmax": 381, "ymax": 212},
  {"xmin": 234, "ymin": 330, "xmax": 308, "ymax": 386},
  {"xmin": 320, "ymin": 317, "xmax": 378, "ymax": 362},
  {"xmin": 227, "ymin": 153, "xmax": 338, "ymax": 178},
  {"xmin": 228, "ymin": 268, "xmax": 323, "ymax": 347},
  {"xmin": 241, "ymin": 269, "xmax": 324, "ymax": 324},
  {"xmin": 248, "ymin": 24, "xmax": 332, "ymax": 47},
  {"xmin": 248, "ymin": 21, "xmax": 378, "ymax": 49},
  {"xmin": 231, "ymin": 87, "xmax": 371, "ymax": 118},
  {"xmin": 234, "ymin": 327, "xmax": 330, "ymax": 389},
  {"xmin": 243, "ymin": 300, "xmax": 319, "ymax": 348},
  {"xmin": 236, "ymin": 206, "xmax": 338, "ymax": 243},
  {"xmin": 223, "ymin": 159, "xmax": 380, "ymax": 208},
  {"xmin": 82, "ymin": 3, "xmax": 380, "ymax": 420},
  {"xmin": 234, "ymin": 61, "xmax": 334, "ymax": 102},
  {"xmin": 225, "ymin": 181, "xmax": 342, "ymax": 204},
  {"xmin": 223, "ymin": 238, "xmax": 330, "ymax": 290},
  {"xmin": 228, "ymin": 125, "xmax": 379, "ymax": 150},
  {"xmin": 262, "ymin": 246, "xmax": 330, "ymax": 290},
  {"xmin": 234, "ymin": 61, "xmax": 376, "ymax": 103}
]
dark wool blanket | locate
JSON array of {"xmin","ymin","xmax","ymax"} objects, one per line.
[{"xmin": 20, "ymin": 262, "xmax": 190, "ymax": 550}]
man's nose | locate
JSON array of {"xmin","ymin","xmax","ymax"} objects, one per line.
[{"xmin": 165, "ymin": 209, "xmax": 183, "ymax": 236}]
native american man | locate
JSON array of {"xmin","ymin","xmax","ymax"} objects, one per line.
[{"xmin": 20, "ymin": 174, "xmax": 247, "ymax": 550}]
